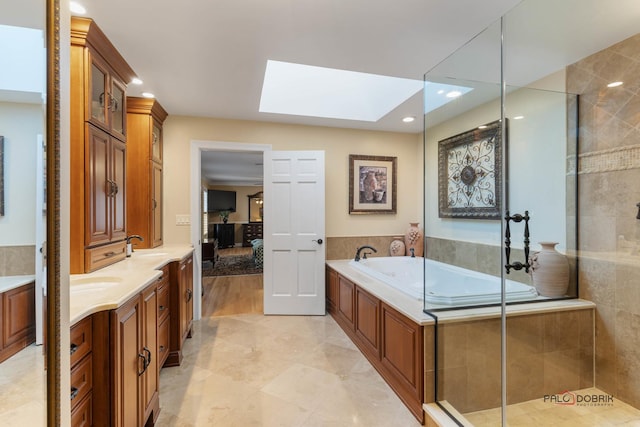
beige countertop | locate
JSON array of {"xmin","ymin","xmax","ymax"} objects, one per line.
[
  {"xmin": 0, "ymin": 275, "xmax": 36, "ymax": 293},
  {"xmin": 69, "ymin": 244, "xmax": 193, "ymax": 325}
]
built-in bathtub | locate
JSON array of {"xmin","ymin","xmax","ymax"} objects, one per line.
[{"xmin": 348, "ymin": 256, "xmax": 539, "ymax": 307}]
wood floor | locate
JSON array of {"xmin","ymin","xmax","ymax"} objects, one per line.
[{"xmin": 202, "ymin": 246, "xmax": 264, "ymax": 317}]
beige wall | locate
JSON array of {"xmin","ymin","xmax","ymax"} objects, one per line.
[
  {"xmin": 567, "ymin": 33, "xmax": 640, "ymax": 409},
  {"xmin": 163, "ymin": 116, "xmax": 423, "ymax": 245}
]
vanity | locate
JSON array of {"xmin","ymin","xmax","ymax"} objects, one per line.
[
  {"xmin": 0, "ymin": 276, "xmax": 36, "ymax": 364},
  {"xmin": 69, "ymin": 245, "xmax": 193, "ymax": 427}
]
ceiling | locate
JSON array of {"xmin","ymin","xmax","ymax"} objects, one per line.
[{"xmin": 63, "ymin": 1, "xmax": 640, "ymax": 184}]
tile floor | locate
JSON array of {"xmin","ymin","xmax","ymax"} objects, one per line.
[
  {"xmin": 0, "ymin": 344, "xmax": 46, "ymax": 426},
  {"xmin": 155, "ymin": 313, "xmax": 422, "ymax": 426}
]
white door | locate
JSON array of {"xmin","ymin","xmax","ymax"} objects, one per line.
[
  {"xmin": 35, "ymin": 135, "xmax": 46, "ymax": 345},
  {"xmin": 263, "ymin": 151, "xmax": 325, "ymax": 315}
]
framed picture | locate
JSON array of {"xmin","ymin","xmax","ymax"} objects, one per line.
[
  {"xmin": 438, "ymin": 120, "xmax": 503, "ymax": 219},
  {"xmin": 349, "ymin": 154, "xmax": 397, "ymax": 214},
  {"xmin": 0, "ymin": 136, "xmax": 4, "ymax": 216}
]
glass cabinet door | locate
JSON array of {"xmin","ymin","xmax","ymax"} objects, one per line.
[
  {"xmin": 90, "ymin": 60, "xmax": 108, "ymax": 125},
  {"xmin": 110, "ymin": 79, "xmax": 126, "ymax": 139},
  {"xmin": 151, "ymin": 122, "xmax": 162, "ymax": 162}
]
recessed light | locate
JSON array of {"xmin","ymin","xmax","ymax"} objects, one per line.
[
  {"xmin": 142, "ymin": 92, "xmax": 155, "ymax": 98},
  {"xmin": 437, "ymin": 90, "xmax": 445, "ymax": 95},
  {"xmin": 402, "ymin": 116, "xmax": 415, "ymax": 123},
  {"xmin": 446, "ymin": 90, "xmax": 462, "ymax": 98},
  {"xmin": 478, "ymin": 125, "xmax": 488, "ymax": 129},
  {"xmin": 131, "ymin": 77, "xmax": 143, "ymax": 85},
  {"xmin": 70, "ymin": 1, "xmax": 86, "ymax": 14},
  {"xmin": 513, "ymin": 115, "xmax": 524, "ymax": 120},
  {"xmin": 607, "ymin": 81, "xmax": 623, "ymax": 88}
]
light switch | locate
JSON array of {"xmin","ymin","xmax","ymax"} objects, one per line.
[{"xmin": 176, "ymin": 214, "xmax": 190, "ymax": 225}]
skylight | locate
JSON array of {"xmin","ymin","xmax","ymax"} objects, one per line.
[
  {"xmin": 0, "ymin": 25, "xmax": 45, "ymax": 96},
  {"xmin": 259, "ymin": 60, "xmax": 423, "ymax": 122}
]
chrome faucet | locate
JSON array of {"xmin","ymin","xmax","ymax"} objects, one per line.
[
  {"xmin": 125, "ymin": 235, "xmax": 144, "ymax": 257},
  {"xmin": 354, "ymin": 245, "xmax": 377, "ymax": 262}
]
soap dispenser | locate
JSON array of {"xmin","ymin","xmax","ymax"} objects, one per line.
[{"xmin": 125, "ymin": 235, "xmax": 144, "ymax": 257}]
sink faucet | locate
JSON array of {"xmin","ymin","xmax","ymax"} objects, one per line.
[
  {"xmin": 354, "ymin": 245, "xmax": 377, "ymax": 262},
  {"xmin": 409, "ymin": 248, "xmax": 415, "ymax": 258},
  {"xmin": 126, "ymin": 235, "xmax": 144, "ymax": 257}
]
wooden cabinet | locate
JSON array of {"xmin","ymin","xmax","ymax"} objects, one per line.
[
  {"xmin": 213, "ymin": 223, "xmax": 235, "ymax": 248},
  {"xmin": 325, "ymin": 267, "xmax": 424, "ymax": 423},
  {"xmin": 126, "ymin": 97, "xmax": 168, "ymax": 249},
  {"xmin": 70, "ymin": 317, "xmax": 93, "ymax": 426},
  {"xmin": 242, "ymin": 223, "xmax": 263, "ymax": 247},
  {"xmin": 166, "ymin": 254, "xmax": 194, "ymax": 367},
  {"xmin": 111, "ymin": 282, "xmax": 159, "ymax": 427},
  {"xmin": 202, "ymin": 240, "xmax": 217, "ymax": 267},
  {"xmin": 0, "ymin": 282, "xmax": 36, "ymax": 363},
  {"xmin": 71, "ymin": 17, "xmax": 136, "ymax": 273}
]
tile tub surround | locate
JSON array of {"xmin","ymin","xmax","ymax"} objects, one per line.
[
  {"xmin": 326, "ymin": 236, "xmax": 398, "ymax": 260},
  {"xmin": 436, "ymin": 307, "xmax": 594, "ymax": 414},
  {"xmin": 328, "ymin": 259, "xmax": 595, "ymax": 422},
  {"xmin": 0, "ymin": 245, "xmax": 35, "ymax": 276},
  {"xmin": 567, "ymin": 31, "xmax": 640, "ymax": 410}
]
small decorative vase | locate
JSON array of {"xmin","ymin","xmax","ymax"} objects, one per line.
[
  {"xmin": 529, "ymin": 242, "xmax": 569, "ymax": 297},
  {"xmin": 389, "ymin": 236, "xmax": 406, "ymax": 256},
  {"xmin": 404, "ymin": 222, "xmax": 424, "ymax": 257},
  {"xmin": 223, "ymin": 217, "xmax": 228, "ymax": 224}
]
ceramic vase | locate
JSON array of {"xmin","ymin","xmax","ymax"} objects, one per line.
[
  {"xmin": 404, "ymin": 222, "xmax": 424, "ymax": 257},
  {"xmin": 529, "ymin": 242, "xmax": 569, "ymax": 297},
  {"xmin": 389, "ymin": 236, "xmax": 406, "ymax": 256}
]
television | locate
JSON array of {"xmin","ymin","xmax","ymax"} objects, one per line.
[{"xmin": 207, "ymin": 189, "xmax": 236, "ymax": 212}]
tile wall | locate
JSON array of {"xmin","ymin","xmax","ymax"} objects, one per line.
[
  {"xmin": 567, "ymin": 32, "xmax": 640, "ymax": 409},
  {"xmin": 0, "ymin": 245, "xmax": 35, "ymax": 276}
]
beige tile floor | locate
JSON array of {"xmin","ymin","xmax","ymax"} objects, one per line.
[
  {"xmin": 0, "ymin": 344, "xmax": 46, "ymax": 426},
  {"xmin": 155, "ymin": 313, "xmax": 423, "ymax": 426},
  {"xmin": 463, "ymin": 388, "xmax": 640, "ymax": 426}
]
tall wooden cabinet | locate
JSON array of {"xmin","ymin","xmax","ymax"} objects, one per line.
[
  {"xmin": 71, "ymin": 17, "xmax": 137, "ymax": 273},
  {"xmin": 166, "ymin": 254, "xmax": 194, "ymax": 367},
  {"xmin": 126, "ymin": 97, "xmax": 168, "ymax": 249}
]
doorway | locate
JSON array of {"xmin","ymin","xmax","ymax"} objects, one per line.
[{"xmin": 189, "ymin": 141, "xmax": 271, "ymax": 320}]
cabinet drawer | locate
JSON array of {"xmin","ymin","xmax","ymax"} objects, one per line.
[
  {"xmin": 84, "ymin": 241, "xmax": 126, "ymax": 272},
  {"xmin": 70, "ymin": 354, "xmax": 93, "ymax": 410},
  {"xmin": 158, "ymin": 315, "xmax": 170, "ymax": 368},
  {"xmin": 71, "ymin": 393, "xmax": 93, "ymax": 427},
  {"xmin": 70, "ymin": 317, "xmax": 92, "ymax": 367},
  {"xmin": 157, "ymin": 279, "xmax": 170, "ymax": 323}
]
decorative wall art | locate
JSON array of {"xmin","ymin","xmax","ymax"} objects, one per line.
[
  {"xmin": 0, "ymin": 136, "xmax": 4, "ymax": 216},
  {"xmin": 438, "ymin": 120, "xmax": 503, "ymax": 219},
  {"xmin": 349, "ymin": 154, "xmax": 397, "ymax": 214}
]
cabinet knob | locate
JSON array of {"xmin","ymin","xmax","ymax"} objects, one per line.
[
  {"xmin": 70, "ymin": 387, "xmax": 79, "ymax": 401},
  {"xmin": 70, "ymin": 343, "xmax": 78, "ymax": 355}
]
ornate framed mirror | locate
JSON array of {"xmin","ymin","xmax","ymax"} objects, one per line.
[{"xmin": 248, "ymin": 191, "xmax": 263, "ymax": 223}]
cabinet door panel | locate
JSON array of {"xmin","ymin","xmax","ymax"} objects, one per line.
[
  {"xmin": 3, "ymin": 284, "xmax": 35, "ymax": 347},
  {"xmin": 86, "ymin": 126, "xmax": 110, "ymax": 246},
  {"xmin": 89, "ymin": 56, "xmax": 108, "ymax": 127},
  {"xmin": 113, "ymin": 298, "xmax": 141, "ymax": 427},
  {"xmin": 337, "ymin": 276, "xmax": 355, "ymax": 330},
  {"xmin": 151, "ymin": 162, "xmax": 163, "ymax": 247},
  {"xmin": 355, "ymin": 287, "xmax": 380, "ymax": 359},
  {"xmin": 111, "ymin": 139, "xmax": 127, "ymax": 241},
  {"xmin": 141, "ymin": 286, "xmax": 158, "ymax": 422}
]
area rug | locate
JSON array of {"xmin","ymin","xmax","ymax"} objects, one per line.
[{"xmin": 202, "ymin": 254, "xmax": 263, "ymax": 277}]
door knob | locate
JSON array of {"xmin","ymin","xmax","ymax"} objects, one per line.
[{"xmin": 313, "ymin": 239, "xmax": 323, "ymax": 245}]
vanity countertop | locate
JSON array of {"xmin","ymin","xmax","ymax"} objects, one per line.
[
  {"xmin": 0, "ymin": 275, "xmax": 36, "ymax": 294},
  {"xmin": 69, "ymin": 244, "xmax": 193, "ymax": 325}
]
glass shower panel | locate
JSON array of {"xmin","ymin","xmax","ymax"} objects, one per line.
[{"xmin": 423, "ymin": 17, "xmax": 505, "ymax": 423}]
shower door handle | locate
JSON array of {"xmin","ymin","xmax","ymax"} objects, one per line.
[{"xmin": 504, "ymin": 210, "xmax": 531, "ymax": 274}]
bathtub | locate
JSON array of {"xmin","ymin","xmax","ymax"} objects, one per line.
[{"xmin": 348, "ymin": 256, "xmax": 538, "ymax": 306}]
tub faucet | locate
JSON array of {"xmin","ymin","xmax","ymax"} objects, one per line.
[
  {"xmin": 409, "ymin": 248, "xmax": 415, "ymax": 258},
  {"xmin": 354, "ymin": 245, "xmax": 377, "ymax": 262}
]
